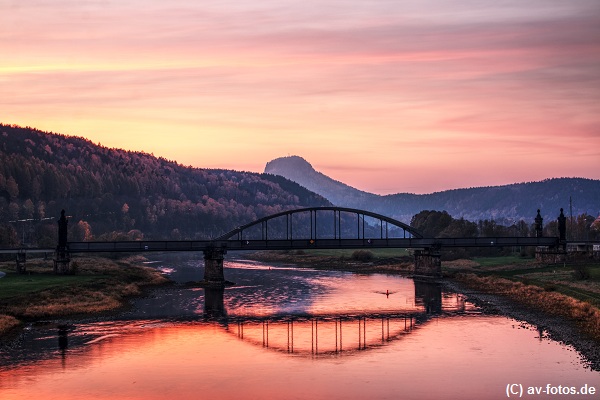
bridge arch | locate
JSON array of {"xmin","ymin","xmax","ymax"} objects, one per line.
[{"xmin": 215, "ymin": 207, "xmax": 423, "ymax": 241}]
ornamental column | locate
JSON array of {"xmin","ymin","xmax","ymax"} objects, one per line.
[{"xmin": 54, "ymin": 209, "xmax": 71, "ymax": 274}]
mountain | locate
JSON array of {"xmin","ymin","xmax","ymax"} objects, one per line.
[
  {"xmin": 264, "ymin": 156, "xmax": 600, "ymax": 224},
  {"xmin": 0, "ymin": 124, "xmax": 330, "ymax": 246},
  {"xmin": 264, "ymin": 156, "xmax": 377, "ymax": 207}
]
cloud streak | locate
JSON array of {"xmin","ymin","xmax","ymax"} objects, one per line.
[{"xmin": 1, "ymin": 0, "xmax": 599, "ymax": 193}]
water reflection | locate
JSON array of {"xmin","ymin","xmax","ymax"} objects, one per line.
[
  {"xmin": 230, "ymin": 315, "xmax": 418, "ymax": 356},
  {"xmin": 58, "ymin": 326, "xmax": 69, "ymax": 351},
  {"xmin": 204, "ymin": 287, "xmax": 227, "ymax": 320},
  {"xmin": 123, "ymin": 258, "xmax": 470, "ymax": 320},
  {"xmin": 2, "ymin": 317, "xmax": 599, "ymax": 400},
  {"xmin": 2, "ymin": 255, "xmax": 600, "ymax": 400},
  {"xmin": 414, "ymin": 279, "xmax": 442, "ymax": 314}
]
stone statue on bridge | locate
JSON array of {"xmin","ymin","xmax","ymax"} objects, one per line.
[
  {"xmin": 558, "ymin": 208, "xmax": 566, "ymax": 242},
  {"xmin": 58, "ymin": 209, "xmax": 68, "ymax": 249},
  {"xmin": 534, "ymin": 209, "xmax": 543, "ymax": 238}
]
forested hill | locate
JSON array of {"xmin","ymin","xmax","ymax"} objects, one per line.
[
  {"xmin": 265, "ymin": 156, "xmax": 600, "ymax": 223},
  {"xmin": 0, "ymin": 124, "xmax": 330, "ymax": 246}
]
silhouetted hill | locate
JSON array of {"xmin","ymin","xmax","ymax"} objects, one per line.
[
  {"xmin": 0, "ymin": 124, "xmax": 330, "ymax": 245},
  {"xmin": 264, "ymin": 156, "xmax": 600, "ymax": 224},
  {"xmin": 265, "ymin": 156, "xmax": 377, "ymax": 207}
]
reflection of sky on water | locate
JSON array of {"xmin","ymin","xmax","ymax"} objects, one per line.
[
  {"xmin": 222, "ymin": 259, "xmax": 412, "ymax": 317},
  {"xmin": 132, "ymin": 255, "xmax": 431, "ymax": 318},
  {"xmin": 2, "ymin": 316, "xmax": 599, "ymax": 400},
  {"xmin": 2, "ymin": 254, "xmax": 599, "ymax": 400},
  {"xmin": 127, "ymin": 254, "xmax": 474, "ymax": 319},
  {"xmin": 224, "ymin": 261, "xmax": 324, "ymax": 316}
]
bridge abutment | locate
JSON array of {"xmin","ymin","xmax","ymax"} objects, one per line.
[
  {"xmin": 16, "ymin": 252, "xmax": 26, "ymax": 274},
  {"xmin": 413, "ymin": 248, "xmax": 441, "ymax": 278},
  {"xmin": 203, "ymin": 247, "xmax": 226, "ymax": 286}
]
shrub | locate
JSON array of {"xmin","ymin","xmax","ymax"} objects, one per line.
[
  {"xmin": 572, "ymin": 265, "xmax": 591, "ymax": 280},
  {"xmin": 0, "ymin": 315, "xmax": 21, "ymax": 335},
  {"xmin": 544, "ymin": 283, "xmax": 558, "ymax": 292},
  {"xmin": 351, "ymin": 250, "xmax": 374, "ymax": 262}
]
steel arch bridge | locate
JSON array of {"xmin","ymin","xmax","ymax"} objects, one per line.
[
  {"xmin": 31, "ymin": 206, "xmax": 558, "ymax": 254},
  {"xmin": 3, "ymin": 206, "xmax": 561, "ymax": 280},
  {"xmin": 216, "ymin": 206, "xmax": 424, "ymax": 241}
]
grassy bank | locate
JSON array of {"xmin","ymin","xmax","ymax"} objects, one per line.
[
  {"xmin": 453, "ymin": 272, "xmax": 600, "ymax": 342},
  {"xmin": 442, "ymin": 256, "xmax": 600, "ymax": 342},
  {"xmin": 246, "ymin": 248, "xmax": 414, "ymax": 274},
  {"xmin": 443, "ymin": 257, "xmax": 600, "ymax": 307},
  {"xmin": 0, "ymin": 256, "xmax": 169, "ymax": 337}
]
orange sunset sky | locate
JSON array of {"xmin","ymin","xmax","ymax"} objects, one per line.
[{"xmin": 1, "ymin": 0, "xmax": 599, "ymax": 194}]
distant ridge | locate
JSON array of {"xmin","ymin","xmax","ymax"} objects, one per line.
[{"xmin": 264, "ymin": 156, "xmax": 600, "ymax": 223}]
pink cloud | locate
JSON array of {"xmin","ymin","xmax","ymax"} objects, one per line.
[{"xmin": 1, "ymin": 0, "xmax": 599, "ymax": 194}]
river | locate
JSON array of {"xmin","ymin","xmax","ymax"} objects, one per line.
[{"xmin": 1, "ymin": 254, "xmax": 599, "ymax": 399}]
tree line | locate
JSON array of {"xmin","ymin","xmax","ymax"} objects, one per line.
[
  {"xmin": 410, "ymin": 210, "xmax": 600, "ymax": 258},
  {"xmin": 0, "ymin": 124, "xmax": 329, "ymax": 246}
]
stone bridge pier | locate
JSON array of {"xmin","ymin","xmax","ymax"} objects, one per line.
[
  {"xmin": 203, "ymin": 246, "xmax": 227, "ymax": 286},
  {"xmin": 413, "ymin": 248, "xmax": 441, "ymax": 278},
  {"xmin": 16, "ymin": 251, "xmax": 26, "ymax": 274}
]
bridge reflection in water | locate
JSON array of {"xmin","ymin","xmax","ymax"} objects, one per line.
[
  {"xmin": 201, "ymin": 279, "xmax": 468, "ymax": 357},
  {"xmin": 231, "ymin": 315, "xmax": 419, "ymax": 356}
]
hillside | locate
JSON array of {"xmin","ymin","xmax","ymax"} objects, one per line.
[
  {"xmin": 264, "ymin": 156, "xmax": 600, "ymax": 224},
  {"xmin": 0, "ymin": 125, "xmax": 330, "ymax": 246}
]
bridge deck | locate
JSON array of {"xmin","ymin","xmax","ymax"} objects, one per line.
[
  {"xmin": 51, "ymin": 236, "xmax": 560, "ymax": 253},
  {"xmin": 0, "ymin": 237, "xmax": 561, "ymax": 255},
  {"xmin": 0, "ymin": 248, "xmax": 55, "ymax": 254}
]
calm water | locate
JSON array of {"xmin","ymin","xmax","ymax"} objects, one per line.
[{"xmin": 1, "ymin": 254, "xmax": 599, "ymax": 400}]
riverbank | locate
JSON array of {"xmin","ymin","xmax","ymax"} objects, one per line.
[
  {"xmin": 0, "ymin": 256, "xmax": 169, "ymax": 338},
  {"xmin": 444, "ymin": 274, "xmax": 600, "ymax": 370},
  {"xmin": 245, "ymin": 249, "xmax": 415, "ymax": 274}
]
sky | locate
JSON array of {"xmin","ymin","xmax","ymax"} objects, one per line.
[{"xmin": 1, "ymin": 0, "xmax": 599, "ymax": 194}]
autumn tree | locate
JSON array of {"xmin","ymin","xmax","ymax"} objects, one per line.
[{"xmin": 71, "ymin": 220, "xmax": 93, "ymax": 241}]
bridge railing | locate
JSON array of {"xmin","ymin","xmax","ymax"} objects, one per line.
[
  {"xmin": 213, "ymin": 236, "xmax": 559, "ymax": 251},
  {"xmin": 3, "ymin": 236, "xmax": 560, "ymax": 255},
  {"xmin": 68, "ymin": 240, "xmax": 214, "ymax": 253},
  {"xmin": 64, "ymin": 236, "xmax": 561, "ymax": 253}
]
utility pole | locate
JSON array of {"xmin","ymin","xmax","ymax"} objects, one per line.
[{"xmin": 569, "ymin": 196, "xmax": 573, "ymax": 240}]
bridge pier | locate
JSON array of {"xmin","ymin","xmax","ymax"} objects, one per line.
[
  {"xmin": 54, "ymin": 250, "xmax": 71, "ymax": 274},
  {"xmin": 16, "ymin": 252, "xmax": 26, "ymax": 274},
  {"xmin": 54, "ymin": 210, "xmax": 72, "ymax": 274},
  {"xmin": 535, "ymin": 246, "xmax": 566, "ymax": 263},
  {"xmin": 203, "ymin": 246, "xmax": 227, "ymax": 286},
  {"xmin": 413, "ymin": 248, "xmax": 441, "ymax": 278},
  {"xmin": 536, "ymin": 209, "xmax": 568, "ymax": 263}
]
